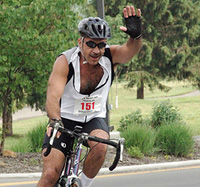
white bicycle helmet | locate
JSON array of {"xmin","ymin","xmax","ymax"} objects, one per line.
[{"xmin": 78, "ymin": 17, "xmax": 111, "ymax": 39}]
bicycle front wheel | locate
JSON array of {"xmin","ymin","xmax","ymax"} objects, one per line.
[{"xmin": 70, "ymin": 178, "xmax": 82, "ymax": 187}]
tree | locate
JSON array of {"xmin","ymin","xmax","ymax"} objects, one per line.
[
  {"xmin": 0, "ymin": 0, "xmax": 85, "ymax": 154},
  {"xmin": 104, "ymin": 0, "xmax": 200, "ymax": 99},
  {"xmin": 129, "ymin": 0, "xmax": 199, "ymax": 98}
]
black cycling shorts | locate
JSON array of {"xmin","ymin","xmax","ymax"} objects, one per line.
[{"xmin": 42, "ymin": 117, "xmax": 109, "ymax": 156}]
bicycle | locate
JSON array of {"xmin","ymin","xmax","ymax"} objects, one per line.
[{"xmin": 44, "ymin": 122, "xmax": 125, "ymax": 187}]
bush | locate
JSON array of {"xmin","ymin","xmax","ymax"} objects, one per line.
[
  {"xmin": 121, "ymin": 124, "xmax": 156, "ymax": 156},
  {"xmin": 27, "ymin": 123, "xmax": 47, "ymax": 152},
  {"xmin": 151, "ymin": 100, "xmax": 182, "ymax": 128},
  {"xmin": 10, "ymin": 137, "xmax": 31, "ymax": 153},
  {"xmin": 10, "ymin": 122, "xmax": 47, "ymax": 153},
  {"xmin": 118, "ymin": 109, "xmax": 144, "ymax": 131},
  {"xmin": 118, "ymin": 100, "xmax": 194, "ymax": 158},
  {"xmin": 127, "ymin": 146, "xmax": 144, "ymax": 159},
  {"xmin": 156, "ymin": 122, "xmax": 194, "ymax": 157}
]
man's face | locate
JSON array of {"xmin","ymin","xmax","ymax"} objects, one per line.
[{"xmin": 78, "ymin": 37, "xmax": 107, "ymax": 65}]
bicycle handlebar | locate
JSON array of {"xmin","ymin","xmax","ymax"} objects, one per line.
[{"xmin": 44, "ymin": 124, "xmax": 124, "ymax": 171}]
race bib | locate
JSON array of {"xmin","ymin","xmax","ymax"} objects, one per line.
[{"xmin": 74, "ymin": 96, "xmax": 102, "ymax": 116}]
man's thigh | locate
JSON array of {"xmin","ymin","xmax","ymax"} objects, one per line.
[{"xmin": 83, "ymin": 118, "xmax": 109, "ymax": 135}]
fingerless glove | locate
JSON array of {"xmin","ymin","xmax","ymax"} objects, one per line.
[{"xmin": 124, "ymin": 15, "xmax": 142, "ymax": 40}]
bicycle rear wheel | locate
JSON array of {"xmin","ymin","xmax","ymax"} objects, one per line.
[{"xmin": 70, "ymin": 178, "xmax": 82, "ymax": 187}]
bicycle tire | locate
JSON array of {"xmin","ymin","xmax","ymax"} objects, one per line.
[{"xmin": 70, "ymin": 178, "xmax": 82, "ymax": 187}]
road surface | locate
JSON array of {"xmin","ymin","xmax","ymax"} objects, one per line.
[{"xmin": 1, "ymin": 165, "xmax": 200, "ymax": 187}]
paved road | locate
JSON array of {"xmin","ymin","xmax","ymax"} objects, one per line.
[
  {"xmin": 94, "ymin": 166, "xmax": 200, "ymax": 187},
  {"xmin": 0, "ymin": 165, "xmax": 200, "ymax": 187},
  {"xmin": 147, "ymin": 89, "xmax": 200, "ymax": 100}
]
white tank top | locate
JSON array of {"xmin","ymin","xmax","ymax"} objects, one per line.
[{"xmin": 60, "ymin": 47, "xmax": 114, "ymax": 123}]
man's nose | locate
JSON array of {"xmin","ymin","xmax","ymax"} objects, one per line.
[{"xmin": 93, "ymin": 46, "xmax": 100, "ymax": 53}]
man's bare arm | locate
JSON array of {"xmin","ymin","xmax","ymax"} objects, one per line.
[
  {"xmin": 45, "ymin": 55, "xmax": 69, "ymax": 120},
  {"xmin": 111, "ymin": 38, "xmax": 142, "ymax": 64}
]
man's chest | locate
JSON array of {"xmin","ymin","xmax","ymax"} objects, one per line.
[{"xmin": 80, "ymin": 64, "xmax": 104, "ymax": 94}]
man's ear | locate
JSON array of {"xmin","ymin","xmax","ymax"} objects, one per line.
[{"xmin": 77, "ymin": 38, "xmax": 82, "ymax": 47}]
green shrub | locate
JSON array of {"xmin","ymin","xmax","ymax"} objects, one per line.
[
  {"xmin": 27, "ymin": 123, "xmax": 47, "ymax": 152},
  {"xmin": 10, "ymin": 122, "xmax": 47, "ymax": 153},
  {"xmin": 151, "ymin": 100, "xmax": 182, "ymax": 128},
  {"xmin": 10, "ymin": 136, "xmax": 31, "ymax": 153},
  {"xmin": 121, "ymin": 124, "xmax": 156, "ymax": 156},
  {"xmin": 127, "ymin": 146, "xmax": 144, "ymax": 159},
  {"xmin": 156, "ymin": 122, "xmax": 194, "ymax": 157},
  {"xmin": 118, "ymin": 109, "xmax": 144, "ymax": 131}
]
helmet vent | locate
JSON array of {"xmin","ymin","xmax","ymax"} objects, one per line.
[
  {"xmin": 98, "ymin": 25, "xmax": 103, "ymax": 34},
  {"xmin": 91, "ymin": 24, "xmax": 99, "ymax": 37},
  {"xmin": 84, "ymin": 25, "xmax": 88, "ymax": 30},
  {"xmin": 95, "ymin": 18, "xmax": 100, "ymax": 22},
  {"xmin": 103, "ymin": 25, "xmax": 106, "ymax": 37}
]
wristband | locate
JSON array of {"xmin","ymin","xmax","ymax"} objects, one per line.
[
  {"xmin": 47, "ymin": 118, "xmax": 64, "ymax": 129},
  {"xmin": 50, "ymin": 118, "xmax": 62, "ymax": 123}
]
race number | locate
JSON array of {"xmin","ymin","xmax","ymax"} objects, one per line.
[{"xmin": 74, "ymin": 96, "xmax": 102, "ymax": 116}]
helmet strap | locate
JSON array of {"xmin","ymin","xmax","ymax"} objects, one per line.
[{"xmin": 80, "ymin": 37, "xmax": 88, "ymax": 64}]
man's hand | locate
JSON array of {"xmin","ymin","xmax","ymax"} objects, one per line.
[
  {"xmin": 120, "ymin": 6, "xmax": 142, "ymax": 40},
  {"xmin": 46, "ymin": 119, "xmax": 63, "ymax": 138}
]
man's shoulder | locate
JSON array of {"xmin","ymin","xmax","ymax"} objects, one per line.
[
  {"xmin": 57, "ymin": 47, "xmax": 79, "ymax": 64},
  {"xmin": 61, "ymin": 47, "xmax": 78, "ymax": 58}
]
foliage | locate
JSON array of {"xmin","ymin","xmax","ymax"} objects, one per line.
[
  {"xmin": 121, "ymin": 124, "xmax": 156, "ymax": 156},
  {"xmin": 27, "ymin": 123, "xmax": 47, "ymax": 152},
  {"xmin": 0, "ymin": 0, "xmax": 86, "ymax": 111},
  {"xmin": 10, "ymin": 136, "xmax": 31, "ymax": 153},
  {"xmin": 118, "ymin": 109, "xmax": 144, "ymax": 131},
  {"xmin": 10, "ymin": 122, "xmax": 47, "ymax": 153},
  {"xmin": 150, "ymin": 100, "xmax": 182, "ymax": 128},
  {"xmin": 127, "ymin": 146, "xmax": 144, "ymax": 159},
  {"xmin": 101, "ymin": 0, "xmax": 200, "ymax": 98},
  {"xmin": 119, "ymin": 100, "xmax": 194, "ymax": 157},
  {"xmin": 156, "ymin": 122, "xmax": 194, "ymax": 157},
  {"xmin": 0, "ymin": 0, "xmax": 86, "ymax": 151}
]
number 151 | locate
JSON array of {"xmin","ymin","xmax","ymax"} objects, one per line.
[{"xmin": 81, "ymin": 102, "xmax": 95, "ymax": 110}]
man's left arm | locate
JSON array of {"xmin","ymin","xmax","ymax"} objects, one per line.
[{"xmin": 111, "ymin": 5, "xmax": 142, "ymax": 64}]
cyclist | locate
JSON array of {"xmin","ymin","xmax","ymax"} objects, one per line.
[{"xmin": 37, "ymin": 5, "xmax": 142, "ymax": 187}]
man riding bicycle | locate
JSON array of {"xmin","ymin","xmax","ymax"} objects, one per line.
[{"xmin": 37, "ymin": 4, "xmax": 142, "ymax": 187}]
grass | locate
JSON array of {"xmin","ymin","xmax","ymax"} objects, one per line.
[
  {"xmin": 109, "ymin": 81, "xmax": 200, "ymax": 135},
  {"xmin": 2, "ymin": 81, "xmax": 200, "ymax": 150},
  {"xmin": 13, "ymin": 116, "xmax": 48, "ymax": 135},
  {"xmin": 4, "ymin": 116, "xmax": 48, "ymax": 150}
]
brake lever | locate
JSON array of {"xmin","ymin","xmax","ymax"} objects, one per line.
[
  {"xmin": 119, "ymin": 138, "xmax": 125, "ymax": 162},
  {"xmin": 49, "ymin": 123, "xmax": 60, "ymax": 145},
  {"xmin": 44, "ymin": 122, "xmax": 61, "ymax": 157}
]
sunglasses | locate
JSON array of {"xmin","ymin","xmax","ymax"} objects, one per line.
[{"xmin": 84, "ymin": 40, "xmax": 107, "ymax": 49}]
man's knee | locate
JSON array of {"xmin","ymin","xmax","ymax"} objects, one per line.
[
  {"xmin": 95, "ymin": 143, "xmax": 108, "ymax": 159},
  {"xmin": 41, "ymin": 167, "xmax": 60, "ymax": 184},
  {"xmin": 39, "ymin": 149, "xmax": 65, "ymax": 185},
  {"xmin": 88, "ymin": 129, "xmax": 109, "ymax": 159}
]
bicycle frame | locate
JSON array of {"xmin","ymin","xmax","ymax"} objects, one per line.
[
  {"xmin": 60, "ymin": 140, "xmax": 83, "ymax": 186},
  {"xmin": 57, "ymin": 128, "xmax": 85, "ymax": 187}
]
